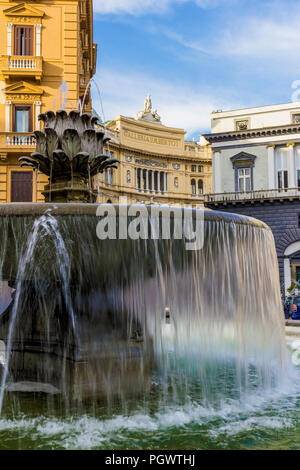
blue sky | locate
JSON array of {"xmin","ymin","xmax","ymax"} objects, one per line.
[{"xmin": 91, "ymin": 0, "xmax": 300, "ymax": 138}]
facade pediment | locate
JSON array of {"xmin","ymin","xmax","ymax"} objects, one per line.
[
  {"xmin": 230, "ymin": 151, "xmax": 256, "ymax": 168},
  {"xmin": 4, "ymin": 81, "xmax": 43, "ymax": 98},
  {"xmin": 3, "ymin": 3, "xmax": 44, "ymax": 19}
]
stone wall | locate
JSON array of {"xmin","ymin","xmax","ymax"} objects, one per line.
[{"xmin": 205, "ymin": 200, "xmax": 300, "ymax": 295}]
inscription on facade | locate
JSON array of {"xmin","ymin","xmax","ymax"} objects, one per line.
[
  {"xmin": 135, "ymin": 157, "xmax": 167, "ymax": 169},
  {"xmin": 8, "ymin": 94, "xmax": 37, "ymax": 101},
  {"xmin": 8, "ymin": 17, "xmax": 42, "ymax": 23},
  {"xmin": 124, "ymin": 129, "xmax": 179, "ymax": 148}
]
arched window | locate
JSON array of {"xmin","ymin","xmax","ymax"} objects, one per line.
[
  {"xmin": 127, "ymin": 170, "xmax": 131, "ymax": 183},
  {"xmin": 174, "ymin": 177, "xmax": 178, "ymax": 189},
  {"xmin": 109, "ymin": 168, "xmax": 113, "ymax": 185},
  {"xmin": 191, "ymin": 179, "xmax": 196, "ymax": 195},
  {"xmin": 198, "ymin": 179, "xmax": 203, "ymax": 195}
]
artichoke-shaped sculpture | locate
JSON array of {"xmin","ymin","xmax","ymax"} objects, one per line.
[{"xmin": 19, "ymin": 110, "xmax": 119, "ymax": 203}]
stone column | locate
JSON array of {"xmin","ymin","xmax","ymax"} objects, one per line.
[
  {"xmin": 287, "ymin": 143, "xmax": 296, "ymax": 188},
  {"xmin": 267, "ymin": 145, "xmax": 276, "ymax": 190},
  {"xmin": 7, "ymin": 23, "xmax": 12, "ymax": 56},
  {"xmin": 212, "ymin": 150, "xmax": 221, "ymax": 193},
  {"xmin": 164, "ymin": 172, "xmax": 167, "ymax": 193},
  {"xmin": 151, "ymin": 170, "xmax": 154, "ymax": 192},
  {"xmin": 135, "ymin": 168, "xmax": 138, "ymax": 189},
  {"xmin": 146, "ymin": 169, "xmax": 149, "ymax": 192},
  {"xmin": 34, "ymin": 101, "xmax": 42, "ymax": 130},
  {"xmin": 35, "ymin": 24, "xmax": 42, "ymax": 57},
  {"xmin": 5, "ymin": 101, "xmax": 11, "ymax": 132},
  {"xmin": 158, "ymin": 171, "xmax": 161, "ymax": 192},
  {"xmin": 284, "ymin": 257, "xmax": 291, "ymax": 295}
]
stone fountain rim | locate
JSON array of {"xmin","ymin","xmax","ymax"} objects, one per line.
[{"xmin": 0, "ymin": 203, "xmax": 270, "ymax": 230}]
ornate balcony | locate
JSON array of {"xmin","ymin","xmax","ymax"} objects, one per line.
[
  {"xmin": 1, "ymin": 55, "xmax": 43, "ymax": 81},
  {"xmin": 204, "ymin": 188, "xmax": 300, "ymax": 206},
  {"xmin": 0, "ymin": 132, "xmax": 36, "ymax": 151}
]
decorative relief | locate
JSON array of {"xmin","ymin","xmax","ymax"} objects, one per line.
[
  {"xmin": 124, "ymin": 129, "xmax": 179, "ymax": 148},
  {"xmin": 9, "ymin": 17, "xmax": 41, "ymax": 23},
  {"xmin": 135, "ymin": 157, "xmax": 167, "ymax": 169},
  {"xmin": 172, "ymin": 163, "xmax": 180, "ymax": 170},
  {"xmin": 8, "ymin": 94, "xmax": 37, "ymax": 101},
  {"xmin": 125, "ymin": 155, "xmax": 132, "ymax": 162},
  {"xmin": 293, "ymin": 114, "xmax": 300, "ymax": 124},
  {"xmin": 136, "ymin": 94, "xmax": 161, "ymax": 124},
  {"xmin": 236, "ymin": 120, "xmax": 249, "ymax": 131}
]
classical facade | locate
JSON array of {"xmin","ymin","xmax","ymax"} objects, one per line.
[
  {"xmin": 96, "ymin": 97, "xmax": 212, "ymax": 207},
  {"xmin": 0, "ymin": 0, "xmax": 96, "ymax": 202},
  {"xmin": 204, "ymin": 102, "xmax": 300, "ymax": 296}
]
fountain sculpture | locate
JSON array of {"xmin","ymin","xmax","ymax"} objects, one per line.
[{"xmin": 19, "ymin": 110, "xmax": 119, "ymax": 203}]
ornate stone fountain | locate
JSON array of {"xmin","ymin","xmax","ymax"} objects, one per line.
[
  {"xmin": 19, "ymin": 110, "xmax": 119, "ymax": 203},
  {"xmin": 0, "ymin": 109, "xmax": 286, "ymax": 407}
]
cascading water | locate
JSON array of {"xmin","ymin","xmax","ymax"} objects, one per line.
[{"xmin": 0, "ymin": 203, "xmax": 298, "ymax": 450}]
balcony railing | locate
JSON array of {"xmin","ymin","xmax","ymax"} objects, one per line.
[
  {"xmin": 9, "ymin": 57, "xmax": 38, "ymax": 69},
  {"xmin": 1, "ymin": 55, "xmax": 43, "ymax": 80},
  {"xmin": 0, "ymin": 132, "xmax": 35, "ymax": 149},
  {"xmin": 204, "ymin": 188, "xmax": 300, "ymax": 204}
]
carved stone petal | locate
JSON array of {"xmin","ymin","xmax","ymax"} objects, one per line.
[
  {"xmin": 34, "ymin": 130, "xmax": 47, "ymax": 155},
  {"xmin": 45, "ymin": 111, "xmax": 56, "ymax": 129},
  {"xmin": 95, "ymin": 130, "xmax": 105, "ymax": 154},
  {"xmin": 52, "ymin": 149, "xmax": 69, "ymax": 173},
  {"xmin": 73, "ymin": 152, "xmax": 89, "ymax": 173},
  {"xmin": 55, "ymin": 110, "xmax": 68, "ymax": 139},
  {"xmin": 44, "ymin": 128, "xmax": 59, "ymax": 160},
  {"xmin": 81, "ymin": 129, "xmax": 97, "ymax": 159},
  {"xmin": 19, "ymin": 156, "xmax": 50, "ymax": 176},
  {"xmin": 69, "ymin": 110, "xmax": 85, "ymax": 136},
  {"xmin": 62, "ymin": 129, "xmax": 81, "ymax": 161},
  {"xmin": 91, "ymin": 116, "xmax": 99, "ymax": 127},
  {"xmin": 81, "ymin": 113, "xmax": 92, "ymax": 129}
]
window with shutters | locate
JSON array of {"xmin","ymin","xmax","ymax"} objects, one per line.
[
  {"xmin": 12, "ymin": 105, "xmax": 33, "ymax": 132},
  {"xmin": 11, "ymin": 171, "xmax": 33, "ymax": 202},
  {"xmin": 14, "ymin": 26, "xmax": 34, "ymax": 56}
]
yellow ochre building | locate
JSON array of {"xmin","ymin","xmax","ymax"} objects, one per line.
[
  {"xmin": 0, "ymin": 2, "xmax": 212, "ymax": 206},
  {"xmin": 0, "ymin": 0, "xmax": 96, "ymax": 202},
  {"xmin": 96, "ymin": 96, "xmax": 212, "ymax": 207}
]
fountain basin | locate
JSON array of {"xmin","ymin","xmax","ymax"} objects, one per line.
[{"xmin": 0, "ymin": 203, "xmax": 285, "ymax": 402}]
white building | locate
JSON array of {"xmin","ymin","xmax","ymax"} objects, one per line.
[
  {"xmin": 204, "ymin": 101, "xmax": 300, "ymax": 297},
  {"xmin": 209, "ymin": 102, "xmax": 300, "ymax": 195}
]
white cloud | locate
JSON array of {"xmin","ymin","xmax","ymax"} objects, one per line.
[
  {"xmin": 220, "ymin": 16, "xmax": 300, "ymax": 59},
  {"xmin": 160, "ymin": 7, "xmax": 300, "ymax": 61},
  {"xmin": 93, "ymin": 0, "xmax": 184, "ymax": 15},
  {"xmin": 91, "ymin": 67, "xmax": 237, "ymax": 136},
  {"xmin": 93, "ymin": 0, "xmax": 226, "ymax": 15}
]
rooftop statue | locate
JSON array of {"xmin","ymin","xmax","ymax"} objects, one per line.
[
  {"xmin": 144, "ymin": 94, "xmax": 152, "ymax": 113},
  {"xmin": 136, "ymin": 95, "xmax": 162, "ymax": 124}
]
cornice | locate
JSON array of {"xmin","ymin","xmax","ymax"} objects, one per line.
[
  {"xmin": 204, "ymin": 123, "xmax": 300, "ymax": 143},
  {"xmin": 107, "ymin": 142, "xmax": 212, "ymax": 164}
]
